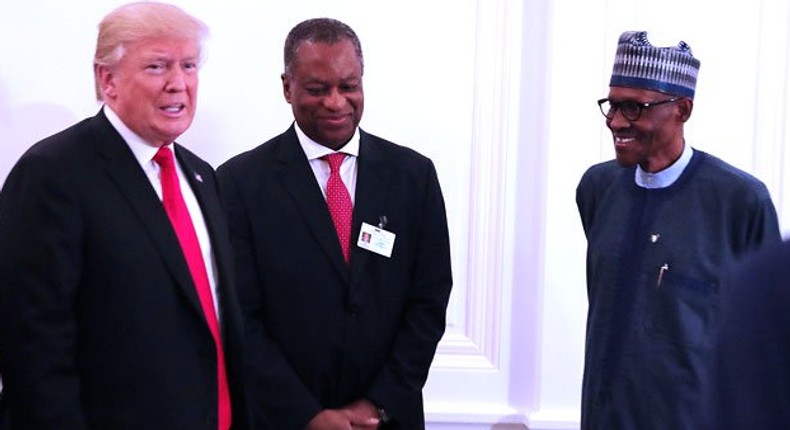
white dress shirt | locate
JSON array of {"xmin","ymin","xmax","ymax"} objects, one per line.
[
  {"xmin": 104, "ymin": 106, "xmax": 220, "ymax": 316},
  {"xmin": 635, "ymin": 142, "xmax": 694, "ymax": 189},
  {"xmin": 294, "ymin": 122, "xmax": 360, "ymax": 204}
]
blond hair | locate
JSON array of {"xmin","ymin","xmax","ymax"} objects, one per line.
[{"xmin": 93, "ymin": 2, "xmax": 209, "ymax": 101}]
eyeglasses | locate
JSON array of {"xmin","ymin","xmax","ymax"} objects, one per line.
[{"xmin": 597, "ymin": 97, "xmax": 680, "ymax": 121}]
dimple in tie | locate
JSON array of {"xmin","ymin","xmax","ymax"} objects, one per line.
[
  {"xmin": 322, "ymin": 153, "xmax": 353, "ymax": 263},
  {"xmin": 153, "ymin": 146, "xmax": 231, "ymax": 430}
]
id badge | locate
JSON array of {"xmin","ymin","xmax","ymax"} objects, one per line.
[{"xmin": 357, "ymin": 221, "xmax": 396, "ymax": 258}]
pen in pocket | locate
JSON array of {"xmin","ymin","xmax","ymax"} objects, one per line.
[{"xmin": 657, "ymin": 263, "xmax": 669, "ymax": 287}]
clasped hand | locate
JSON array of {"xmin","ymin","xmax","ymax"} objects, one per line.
[{"xmin": 306, "ymin": 399, "xmax": 381, "ymax": 430}]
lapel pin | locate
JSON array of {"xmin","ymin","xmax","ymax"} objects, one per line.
[
  {"xmin": 194, "ymin": 173, "xmax": 203, "ymax": 183},
  {"xmin": 650, "ymin": 233, "xmax": 661, "ymax": 243}
]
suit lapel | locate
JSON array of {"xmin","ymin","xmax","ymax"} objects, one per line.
[
  {"xmin": 350, "ymin": 130, "xmax": 391, "ymax": 282},
  {"xmin": 276, "ymin": 127, "xmax": 351, "ymax": 281},
  {"xmin": 91, "ymin": 111, "xmax": 204, "ymax": 319},
  {"xmin": 175, "ymin": 145, "xmax": 225, "ymax": 282},
  {"xmin": 175, "ymin": 146, "xmax": 240, "ymax": 336}
]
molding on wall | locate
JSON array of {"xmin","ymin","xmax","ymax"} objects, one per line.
[
  {"xmin": 525, "ymin": 409, "xmax": 582, "ymax": 430},
  {"xmin": 752, "ymin": 1, "xmax": 790, "ymax": 232},
  {"xmin": 425, "ymin": 405, "xmax": 579, "ymax": 430},
  {"xmin": 432, "ymin": 0, "xmax": 522, "ymax": 373},
  {"xmin": 426, "ymin": 402, "xmax": 527, "ymax": 429}
]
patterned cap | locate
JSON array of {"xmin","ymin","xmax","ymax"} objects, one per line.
[{"xmin": 610, "ymin": 31, "xmax": 700, "ymax": 98}]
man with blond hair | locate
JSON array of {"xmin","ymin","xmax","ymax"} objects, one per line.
[{"xmin": 0, "ymin": 3, "xmax": 247, "ymax": 429}]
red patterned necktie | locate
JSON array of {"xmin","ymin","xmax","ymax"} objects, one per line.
[
  {"xmin": 322, "ymin": 153, "xmax": 353, "ymax": 263},
  {"xmin": 153, "ymin": 146, "xmax": 231, "ymax": 430}
]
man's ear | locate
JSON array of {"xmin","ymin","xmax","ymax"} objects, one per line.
[
  {"xmin": 281, "ymin": 73, "xmax": 292, "ymax": 104},
  {"xmin": 96, "ymin": 64, "xmax": 118, "ymax": 100},
  {"xmin": 677, "ymin": 97, "xmax": 693, "ymax": 122}
]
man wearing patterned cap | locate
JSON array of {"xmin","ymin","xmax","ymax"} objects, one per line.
[{"xmin": 576, "ymin": 31, "xmax": 781, "ymax": 429}]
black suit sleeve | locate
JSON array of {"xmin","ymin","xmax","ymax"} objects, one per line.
[
  {"xmin": 0, "ymin": 152, "xmax": 89, "ymax": 429},
  {"xmin": 366, "ymin": 160, "xmax": 453, "ymax": 427},
  {"xmin": 706, "ymin": 241, "xmax": 790, "ymax": 429},
  {"xmin": 217, "ymin": 167, "xmax": 323, "ymax": 429}
]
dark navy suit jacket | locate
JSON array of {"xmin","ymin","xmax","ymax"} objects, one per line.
[
  {"xmin": 707, "ymin": 239, "xmax": 790, "ymax": 429},
  {"xmin": 0, "ymin": 110, "xmax": 248, "ymax": 429},
  {"xmin": 217, "ymin": 125, "xmax": 452, "ymax": 429}
]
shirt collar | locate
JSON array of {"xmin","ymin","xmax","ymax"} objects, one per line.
[
  {"xmin": 294, "ymin": 121, "xmax": 360, "ymax": 160},
  {"xmin": 103, "ymin": 104, "xmax": 168, "ymax": 166},
  {"xmin": 635, "ymin": 142, "xmax": 693, "ymax": 189}
]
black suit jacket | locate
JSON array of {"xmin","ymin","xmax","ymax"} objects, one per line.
[
  {"xmin": 217, "ymin": 126, "xmax": 452, "ymax": 429},
  {"xmin": 0, "ymin": 110, "xmax": 248, "ymax": 429},
  {"xmin": 706, "ymin": 239, "xmax": 790, "ymax": 429}
]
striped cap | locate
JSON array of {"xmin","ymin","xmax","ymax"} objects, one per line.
[{"xmin": 610, "ymin": 31, "xmax": 700, "ymax": 98}]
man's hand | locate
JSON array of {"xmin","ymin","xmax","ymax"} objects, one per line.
[
  {"xmin": 306, "ymin": 405, "xmax": 380, "ymax": 430},
  {"xmin": 344, "ymin": 399, "xmax": 381, "ymax": 428}
]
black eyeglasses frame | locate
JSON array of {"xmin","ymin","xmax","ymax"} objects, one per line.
[{"xmin": 597, "ymin": 97, "xmax": 681, "ymax": 121}]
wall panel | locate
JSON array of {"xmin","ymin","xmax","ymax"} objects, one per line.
[{"xmin": 3, "ymin": 1, "xmax": 790, "ymax": 429}]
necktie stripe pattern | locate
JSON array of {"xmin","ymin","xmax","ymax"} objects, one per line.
[
  {"xmin": 322, "ymin": 153, "xmax": 353, "ymax": 263},
  {"xmin": 153, "ymin": 146, "xmax": 231, "ymax": 430}
]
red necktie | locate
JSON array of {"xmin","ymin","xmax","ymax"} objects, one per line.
[
  {"xmin": 322, "ymin": 153, "xmax": 353, "ymax": 263},
  {"xmin": 153, "ymin": 146, "xmax": 231, "ymax": 430}
]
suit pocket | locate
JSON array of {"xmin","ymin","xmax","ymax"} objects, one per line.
[{"xmin": 643, "ymin": 270, "xmax": 719, "ymax": 349}]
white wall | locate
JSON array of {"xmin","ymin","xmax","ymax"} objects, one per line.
[
  {"xmin": 538, "ymin": 0, "xmax": 790, "ymax": 428},
  {"xmin": 2, "ymin": 1, "xmax": 790, "ymax": 429}
]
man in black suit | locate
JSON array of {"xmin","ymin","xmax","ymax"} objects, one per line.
[
  {"xmin": 0, "ymin": 3, "xmax": 247, "ymax": 429},
  {"xmin": 217, "ymin": 17, "xmax": 453, "ymax": 430},
  {"xmin": 705, "ymin": 239, "xmax": 790, "ymax": 429}
]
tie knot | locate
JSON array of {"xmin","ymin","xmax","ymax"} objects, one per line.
[
  {"xmin": 322, "ymin": 153, "xmax": 346, "ymax": 172},
  {"xmin": 153, "ymin": 146, "xmax": 175, "ymax": 170}
]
